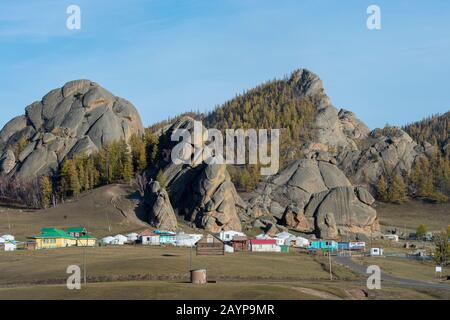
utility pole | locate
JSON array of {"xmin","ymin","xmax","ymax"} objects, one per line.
[
  {"xmin": 328, "ymin": 251, "xmax": 333, "ymax": 281},
  {"xmin": 6, "ymin": 209, "xmax": 10, "ymax": 231},
  {"xmin": 83, "ymin": 244, "xmax": 87, "ymax": 285}
]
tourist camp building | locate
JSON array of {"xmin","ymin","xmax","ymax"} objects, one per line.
[
  {"xmin": 173, "ymin": 233, "xmax": 203, "ymax": 247},
  {"xmin": 76, "ymin": 234, "xmax": 97, "ymax": 247},
  {"xmin": 308, "ymin": 240, "xmax": 338, "ymax": 252},
  {"xmin": 154, "ymin": 230, "xmax": 176, "ymax": 245},
  {"xmin": 29, "ymin": 228, "xmax": 77, "ymax": 250},
  {"xmin": 139, "ymin": 230, "xmax": 160, "ymax": 245},
  {"xmin": 66, "ymin": 227, "xmax": 88, "ymax": 238},
  {"xmin": 231, "ymin": 236, "xmax": 249, "ymax": 252},
  {"xmin": 218, "ymin": 230, "xmax": 246, "ymax": 242},
  {"xmin": 0, "ymin": 236, "xmax": 16, "ymax": 251},
  {"xmin": 248, "ymin": 239, "xmax": 281, "ymax": 252},
  {"xmin": 196, "ymin": 234, "xmax": 225, "ymax": 255}
]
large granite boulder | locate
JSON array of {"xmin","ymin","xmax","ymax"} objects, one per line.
[
  {"xmin": 143, "ymin": 181, "xmax": 178, "ymax": 231},
  {"xmin": 155, "ymin": 116, "xmax": 245, "ymax": 233},
  {"xmin": 249, "ymin": 151, "xmax": 379, "ymax": 239},
  {"xmin": 0, "ymin": 80, "xmax": 144, "ymax": 179}
]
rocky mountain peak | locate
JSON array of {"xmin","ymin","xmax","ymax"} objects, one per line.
[{"xmin": 0, "ymin": 80, "xmax": 144, "ymax": 179}]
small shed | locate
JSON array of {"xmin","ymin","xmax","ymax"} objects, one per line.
[
  {"xmin": 248, "ymin": 239, "xmax": 281, "ymax": 252},
  {"xmin": 231, "ymin": 236, "xmax": 249, "ymax": 252},
  {"xmin": 196, "ymin": 234, "xmax": 225, "ymax": 256},
  {"xmin": 370, "ymin": 248, "xmax": 384, "ymax": 256}
]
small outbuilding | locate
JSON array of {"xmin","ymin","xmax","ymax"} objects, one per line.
[
  {"xmin": 231, "ymin": 236, "xmax": 249, "ymax": 252},
  {"xmin": 248, "ymin": 239, "xmax": 281, "ymax": 252},
  {"xmin": 370, "ymin": 248, "xmax": 384, "ymax": 256},
  {"xmin": 196, "ymin": 234, "xmax": 225, "ymax": 256}
]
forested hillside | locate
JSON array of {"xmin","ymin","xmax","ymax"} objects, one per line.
[{"xmin": 403, "ymin": 112, "xmax": 449, "ymax": 151}]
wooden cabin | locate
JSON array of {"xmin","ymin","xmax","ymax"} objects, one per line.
[
  {"xmin": 231, "ymin": 236, "xmax": 249, "ymax": 252},
  {"xmin": 196, "ymin": 234, "xmax": 224, "ymax": 256}
]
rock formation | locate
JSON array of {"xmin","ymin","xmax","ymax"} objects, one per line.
[
  {"xmin": 249, "ymin": 151, "xmax": 379, "ymax": 239},
  {"xmin": 337, "ymin": 128, "xmax": 431, "ymax": 187},
  {"xmin": 143, "ymin": 181, "xmax": 178, "ymax": 231},
  {"xmin": 289, "ymin": 69, "xmax": 370, "ymax": 152},
  {"xmin": 155, "ymin": 117, "xmax": 245, "ymax": 232},
  {"xmin": 0, "ymin": 80, "xmax": 144, "ymax": 179}
]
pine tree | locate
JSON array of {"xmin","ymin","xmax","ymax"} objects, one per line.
[
  {"xmin": 376, "ymin": 175, "xmax": 388, "ymax": 202},
  {"xmin": 59, "ymin": 160, "xmax": 80, "ymax": 197},
  {"xmin": 40, "ymin": 176, "xmax": 53, "ymax": 209},
  {"xmin": 389, "ymin": 173, "xmax": 408, "ymax": 204},
  {"xmin": 416, "ymin": 224, "xmax": 427, "ymax": 240},
  {"xmin": 156, "ymin": 170, "xmax": 167, "ymax": 189}
]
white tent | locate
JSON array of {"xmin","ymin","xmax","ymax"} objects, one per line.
[
  {"xmin": 1, "ymin": 235, "xmax": 14, "ymax": 241},
  {"xmin": 255, "ymin": 233, "xmax": 274, "ymax": 240},
  {"xmin": 126, "ymin": 233, "xmax": 139, "ymax": 242},
  {"xmin": 2, "ymin": 242, "xmax": 16, "ymax": 252},
  {"xmin": 114, "ymin": 234, "xmax": 128, "ymax": 245},
  {"xmin": 174, "ymin": 233, "xmax": 203, "ymax": 247},
  {"xmin": 101, "ymin": 236, "xmax": 116, "ymax": 245},
  {"xmin": 0, "ymin": 237, "xmax": 5, "ymax": 244},
  {"xmin": 285, "ymin": 236, "xmax": 310, "ymax": 248},
  {"xmin": 275, "ymin": 232, "xmax": 294, "ymax": 240},
  {"xmin": 218, "ymin": 230, "xmax": 246, "ymax": 242}
]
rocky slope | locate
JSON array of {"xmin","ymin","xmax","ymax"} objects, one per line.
[
  {"xmin": 0, "ymin": 80, "xmax": 144, "ymax": 179},
  {"xmin": 146, "ymin": 117, "xmax": 245, "ymax": 233},
  {"xmin": 247, "ymin": 151, "xmax": 379, "ymax": 240}
]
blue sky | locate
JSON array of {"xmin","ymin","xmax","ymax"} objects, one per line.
[{"xmin": 0, "ymin": 0, "xmax": 449, "ymax": 129}]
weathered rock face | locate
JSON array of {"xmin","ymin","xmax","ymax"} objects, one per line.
[
  {"xmin": 249, "ymin": 151, "xmax": 379, "ymax": 239},
  {"xmin": 337, "ymin": 128, "xmax": 423, "ymax": 187},
  {"xmin": 143, "ymin": 181, "xmax": 178, "ymax": 231},
  {"xmin": 289, "ymin": 69, "xmax": 370, "ymax": 152},
  {"xmin": 156, "ymin": 117, "xmax": 245, "ymax": 233},
  {"xmin": 0, "ymin": 80, "xmax": 144, "ymax": 180}
]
